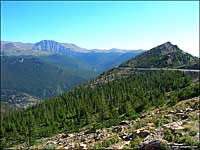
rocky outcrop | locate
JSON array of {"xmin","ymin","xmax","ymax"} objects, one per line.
[{"xmin": 32, "ymin": 40, "xmax": 72, "ymax": 55}]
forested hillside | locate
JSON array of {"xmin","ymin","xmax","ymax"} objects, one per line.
[
  {"xmin": 1, "ymin": 40, "xmax": 143, "ymax": 107},
  {"xmin": 1, "ymin": 56, "xmax": 87, "ymax": 98},
  {"xmin": 1, "ymin": 71, "xmax": 199, "ymax": 148}
]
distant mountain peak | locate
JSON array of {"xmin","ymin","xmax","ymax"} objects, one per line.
[
  {"xmin": 38, "ymin": 40, "xmax": 59, "ymax": 44},
  {"xmin": 163, "ymin": 41, "xmax": 172, "ymax": 45},
  {"xmin": 35, "ymin": 40, "xmax": 60, "ymax": 45},
  {"xmin": 32, "ymin": 40, "xmax": 71, "ymax": 54}
]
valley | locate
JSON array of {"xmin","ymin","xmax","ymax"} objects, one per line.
[
  {"xmin": 1, "ymin": 41, "xmax": 199, "ymax": 149},
  {"xmin": 1, "ymin": 40, "xmax": 143, "ymax": 109},
  {"xmin": 1, "ymin": 2, "xmax": 199, "ymax": 149}
]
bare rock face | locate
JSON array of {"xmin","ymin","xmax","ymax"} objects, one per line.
[
  {"xmin": 155, "ymin": 42, "xmax": 180, "ymax": 55},
  {"xmin": 32, "ymin": 40, "xmax": 71, "ymax": 55}
]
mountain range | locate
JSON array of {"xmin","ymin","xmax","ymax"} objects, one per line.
[
  {"xmin": 1, "ymin": 40, "xmax": 144, "ymax": 108},
  {"xmin": 1, "ymin": 40, "xmax": 143, "ymax": 55},
  {"xmin": 1, "ymin": 40, "xmax": 144, "ymax": 71},
  {"xmin": 1, "ymin": 41, "xmax": 199, "ymax": 149}
]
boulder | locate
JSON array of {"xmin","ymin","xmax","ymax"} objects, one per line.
[
  {"xmin": 169, "ymin": 110, "xmax": 175, "ymax": 114},
  {"xmin": 185, "ymin": 108, "xmax": 194, "ymax": 113},
  {"xmin": 68, "ymin": 133, "xmax": 75, "ymax": 138},
  {"xmin": 165, "ymin": 113, "xmax": 174, "ymax": 118},
  {"xmin": 46, "ymin": 140, "xmax": 57, "ymax": 145},
  {"xmin": 175, "ymin": 110, "xmax": 183, "ymax": 113},
  {"xmin": 60, "ymin": 133, "xmax": 68, "ymax": 138},
  {"xmin": 125, "ymin": 131, "xmax": 138, "ymax": 141},
  {"xmin": 80, "ymin": 143, "xmax": 87, "ymax": 149},
  {"xmin": 162, "ymin": 121, "xmax": 184, "ymax": 130},
  {"xmin": 140, "ymin": 140, "xmax": 161, "ymax": 150},
  {"xmin": 119, "ymin": 133, "xmax": 128, "ymax": 140},
  {"xmin": 146, "ymin": 123, "xmax": 155, "ymax": 127},
  {"xmin": 120, "ymin": 120, "xmax": 130, "ymax": 125},
  {"xmin": 94, "ymin": 133, "xmax": 103, "ymax": 141},
  {"xmin": 112, "ymin": 126, "xmax": 123, "ymax": 132},
  {"xmin": 64, "ymin": 146, "xmax": 69, "ymax": 149},
  {"xmin": 138, "ymin": 130, "xmax": 150, "ymax": 138}
]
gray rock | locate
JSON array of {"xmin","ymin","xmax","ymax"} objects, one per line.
[
  {"xmin": 140, "ymin": 140, "xmax": 161, "ymax": 150},
  {"xmin": 138, "ymin": 130, "xmax": 150, "ymax": 138},
  {"xmin": 185, "ymin": 108, "xmax": 194, "ymax": 113},
  {"xmin": 80, "ymin": 143, "xmax": 87, "ymax": 149},
  {"xmin": 120, "ymin": 120, "xmax": 130, "ymax": 125},
  {"xmin": 125, "ymin": 131, "xmax": 138, "ymax": 141},
  {"xmin": 112, "ymin": 126, "xmax": 123, "ymax": 132},
  {"xmin": 175, "ymin": 110, "xmax": 183, "ymax": 113},
  {"xmin": 119, "ymin": 133, "xmax": 128, "ymax": 140}
]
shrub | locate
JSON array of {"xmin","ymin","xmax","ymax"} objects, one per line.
[
  {"xmin": 101, "ymin": 135, "xmax": 120, "ymax": 148},
  {"xmin": 130, "ymin": 136, "xmax": 143, "ymax": 149},
  {"xmin": 177, "ymin": 136, "xmax": 199, "ymax": 146},
  {"xmin": 42, "ymin": 144, "xmax": 56, "ymax": 149},
  {"xmin": 183, "ymin": 124, "xmax": 192, "ymax": 131},
  {"xmin": 163, "ymin": 129, "xmax": 175, "ymax": 142},
  {"xmin": 93, "ymin": 143, "xmax": 102, "ymax": 149},
  {"xmin": 160, "ymin": 141, "xmax": 168, "ymax": 150},
  {"xmin": 155, "ymin": 118, "xmax": 170, "ymax": 127},
  {"xmin": 189, "ymin": 129, "xmax": 198, "ymax": 136},
  {"xmin": 103, "ymin": 140, "xmax": 112, "ymax": 148}
]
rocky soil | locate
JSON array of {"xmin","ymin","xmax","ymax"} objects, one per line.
[{"xmin": 16, "ymin": 96, "xmax": 200, "ymax": 149}]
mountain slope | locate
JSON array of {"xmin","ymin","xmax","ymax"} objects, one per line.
[
  {"xmin": 120, "ymin": 42, "xmax": 199, "ymax": 68},
  {"xmin": 1, "ymin": 40, "xmax": 144, "ymax": 72},
  {"xmin": 1, "ymin": 41, "xmax": 51, "ymax": 56},
  {"xmin": 0, "ymin": 40, "xmax": 143, "ymax": 108},
  {"xmin": 1, "ymin": 69, "xmax": 199, "ymax": 148},
  {"xmin": 17, "ymin": 96, "xmax": 199, "ymax": 149},
  {"xmin": 1, "ymin": 56, "xmax": 87, "ymax": 99},
  {"xmin": 1, "ymin": 89, "xmax": 41, "ymax": 109},
  {"xmin": 31, "ymin": 40, "xmax": 144, "ymax": 72},
  {"xmin": 1, "ymin": 41, "xmax": 33, "ymax": 50},
  {"xmin": 37, "ymin": 54, "xmax": 97, "ymax": 79},
  {"xmin": 1, "ymin": 42, "xmax": 199, "ymax": 149},
  {"xmin": 61, "ymin": 42, "xmax": 88, "ymax": 53},
  {"xmin": 73, "ymin": 51, "xmax": 143, "ymax": 72}
]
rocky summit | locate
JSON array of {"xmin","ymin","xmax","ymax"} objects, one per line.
[{"xmin": 121, "ymin": 42, "xmax": 199, "ymax": 68}]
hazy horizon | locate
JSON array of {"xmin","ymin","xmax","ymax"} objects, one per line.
[{"xmin": 1, "ymin": 1, "xmax": 199, "ymax": 56}]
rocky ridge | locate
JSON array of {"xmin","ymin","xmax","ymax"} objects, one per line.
[{"xmin": 88, "ymin": 67, "xmax": 199, "ymax": 88}]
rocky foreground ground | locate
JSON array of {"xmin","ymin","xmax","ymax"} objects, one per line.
[{"xmin": 16, "ymin": 97, "xmax": 199, "ymax": 149}]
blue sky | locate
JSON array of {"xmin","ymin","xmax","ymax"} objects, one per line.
[{"xmin": 1, "ymin": 1, "xmax": 199, "ymax": 56}]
